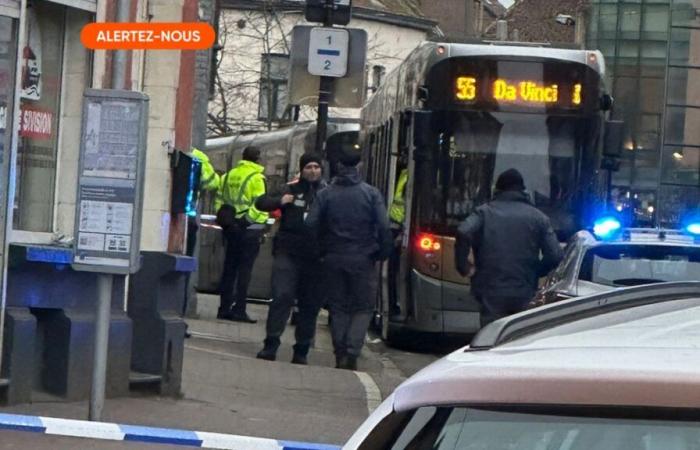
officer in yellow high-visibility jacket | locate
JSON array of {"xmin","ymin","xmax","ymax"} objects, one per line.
[
  {"xmin": 187, "ymin": 148, "xmax": 221, "ymax": 255},
  {"xmin": 388, "ymin": 167, "xmax": 408, "ymax": 320},
  {"xmin": 184, "ymin": 148, "xmax": 223, "ymax": 335},
  {"xmin": 217, "ymin": 146, "xmax": 268, "ymax": 324}
]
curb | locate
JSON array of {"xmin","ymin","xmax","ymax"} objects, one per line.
[{"xmin": 0, "ymin": 413, "xmax": 341, "ymax": 450}]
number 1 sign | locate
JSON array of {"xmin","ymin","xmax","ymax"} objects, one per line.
[{"xmin": 308, "ymin": 27, "xmax": 349, "ymax": 78}]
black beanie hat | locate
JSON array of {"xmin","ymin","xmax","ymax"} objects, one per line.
[
  {"xmin": 242, "ymin": 146, "xmax": 261, "ymax": 163},
  {"xmin": 495, "ymin": 168, "xmax": 526, "ymax": 192},
  {"xmin": 299, "ymin": 152, "xmax": 322, "ymax": 170},
  {"xmin": 338, "ymin": 146, "xmax": 362, "ymax": 167}
]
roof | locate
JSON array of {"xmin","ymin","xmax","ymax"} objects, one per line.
[
  {"xmin": 220, "ymin": 0, "xmax": 438, "ymax": 32},
  {"xmin": 352, "ymin": 0, "xmax": 424, "ymax": 18},
  {"xmin": 484, "ymin": 0, "xmax": 587, "ymax": 43},
  {"xmin": 580, "ymin": 228, "xmax": 700, "ymax": 247},
  {"xmin": 392, "ymin": 285, "xmax": 700, "ymax": 412}
]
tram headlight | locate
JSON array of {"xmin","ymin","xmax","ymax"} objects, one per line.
[{"xmin": 593, "ymin": 216, "xmax": 621, "ymax": 240}]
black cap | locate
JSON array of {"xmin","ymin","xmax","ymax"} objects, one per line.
[
  {"xmin": 495, "ymin": 168, "xmax": 526, "ymax": 192},
  {"xmin": 337, "ymin": 145, "xmax": 362, "ymax": 167},
  {"xmin": 299, "ymin": 152, "xmax": 322, "ymax": 170},
  {"xmin": 242, "ymin": 146, "xmax": 261, "ymax": 163}
]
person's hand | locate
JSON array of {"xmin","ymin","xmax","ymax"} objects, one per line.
[
  {"xmin": 457, "ymin": 262, "xmax": 474, "ymax": 278},
  {"xmin": 280, "ymin": 194, "xmax": 294, "ymax": 205}
]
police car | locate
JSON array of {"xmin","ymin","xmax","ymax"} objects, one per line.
[
  {"xmin": 531, "ymin": 217, "xmax": 700, "ymax": 307},
  {"xmin": 344, "ymin": 282, "xmax": 700, "ymax": 449}
]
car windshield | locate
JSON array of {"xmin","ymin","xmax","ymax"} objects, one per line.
[
  {"xmin": 389, "ymin": 407, "xmax": 700, "ymax": 450},
  {"xmin": 579, "ymin": 245, "xmax": 700, "ymax": 287}
]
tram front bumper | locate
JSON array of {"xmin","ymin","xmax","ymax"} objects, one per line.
[{"xmin": 402, "ymin": 269, "xmax": 481, "ymax": 335}]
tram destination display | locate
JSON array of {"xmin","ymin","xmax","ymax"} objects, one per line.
[{"xmin": 426, "ymin": 57, "xmax": 600, "ymax": 113}]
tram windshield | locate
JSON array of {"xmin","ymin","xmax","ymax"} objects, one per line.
[{"xmin": 414, "ymin": 111, "xmax": 600, "ymax": 239}]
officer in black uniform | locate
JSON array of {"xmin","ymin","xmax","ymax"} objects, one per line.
[
  {"xmin": 255, "ymin": 153, "xmax": 326, "ymax": 364},
  {"xmin": 305, "ymin": 147, "xmax": 393, "ymax": 371}
]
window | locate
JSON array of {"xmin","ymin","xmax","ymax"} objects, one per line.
[
  {"xmin": 14, "ymin": 2, "xmax": 66, "ymax": 231},
  {"xmin": 580, "ymin": 244, "xmax": 700, "ymax": 287},
  {"xmin": 257, "ymin": 53, "xmax": 289, "ymax": 123},
  {"xmin": 383, "ymin": 406, "xmax": 700, "ymax": 450}
]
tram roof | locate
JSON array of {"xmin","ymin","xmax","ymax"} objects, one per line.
[{"xmin": 423, "ymin": 41, "xmax": 605, "ymax": 76}]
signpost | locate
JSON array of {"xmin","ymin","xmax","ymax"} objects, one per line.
[
  {"xmin": 308, "ymin": 27, "xmax": 349, "ymax": 77},
  {"xmin": 288, "ymin": 26, "xmax": 367, "ymax": 108},
  {"xmin": 297, "ymin": 0, "xmax": 367, "ymax": 154},
  {"xmin": 73, "ymin": 89, "xmax": 148, "ymax": 421}
]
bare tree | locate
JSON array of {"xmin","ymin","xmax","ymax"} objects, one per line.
[{"xmin": 208, "ymin": 3, "xmax": 300, "ymax": 137}]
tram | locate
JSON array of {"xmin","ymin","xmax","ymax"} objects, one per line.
[
  {"xmin": 361, "ymin": 41, "xmax": 613, "ymax": 341},
  {"xmin": 197, "ymin": 120, "xmax": 360, "ymax": 297}
]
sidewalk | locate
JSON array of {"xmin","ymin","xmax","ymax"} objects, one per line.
[{"xmin": 0, "ymin": 294, "xmax": 395, "ymax": 446}]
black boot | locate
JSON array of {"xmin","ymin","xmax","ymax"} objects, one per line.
[
  {"xmin": 345, "ymin": 355, "xmax": 358, "ymax": 371},
  {"xmin": 256, "ymin": 339, "xmax": 278, "ymax": 361},
  {"xmin": 335, "ymin": 355, "xmax": 348, "ymax": 369},
  {"xmin": 291, "ymin": 353, "xmax": 307, "ymax": 365},
  {"xmin": 291, "ymin": 344, "xmax": 309, "ymax": 365}
]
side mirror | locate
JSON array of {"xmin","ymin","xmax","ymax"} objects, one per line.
[
  {"xmin": 602, "ymin": 120, "xmax": 624, "ymax": 158},
  {"xmin": 412, "ymin": 110, "xmax": 434, "ymax": 149}
]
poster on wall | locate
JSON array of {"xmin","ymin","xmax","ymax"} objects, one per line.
[{"xmin": 20, "ymin": 8, "xmax": 40, "ymax": 101}]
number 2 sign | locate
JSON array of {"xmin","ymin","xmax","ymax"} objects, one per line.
[{"xmin": 308, "ymin": 27, "xmax": 349, "ymax": 78}]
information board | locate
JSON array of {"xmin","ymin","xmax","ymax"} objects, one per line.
[{"xmin": 72, "ymin": 89, "xmax": 148, "ymax": 274}]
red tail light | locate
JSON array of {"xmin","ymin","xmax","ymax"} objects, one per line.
[{"xmin": 417, "ymin": 234, "xmax": 441, "ymax": 252}]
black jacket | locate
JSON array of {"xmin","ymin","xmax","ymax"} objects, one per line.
[
  {"xmin": 255, "ymin": 178, "xmax": 325, "ymax": 259},
  {"xmin": 305, "ymin": 166, "xmax": 393, "ymax": 261},
  {"xmin": 455, "ymin": 190, "xmax": 563, "ymax": 300}
]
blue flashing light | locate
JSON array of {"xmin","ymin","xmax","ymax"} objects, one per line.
[
  {"xmin": 185, "ymin": 159, "xmax": 201, "ymax": 218},
  {"xmin": 686, "ymin": 223, "xmax": 700, "ymax": 236},
  {"xmin": 593, "ymin": 216, "xmax": 621, "ymax": 239}
]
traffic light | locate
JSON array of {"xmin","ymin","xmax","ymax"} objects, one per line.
[{"xmin": 305, "ymin": 0, "xmax": 352, "ymax": 26}]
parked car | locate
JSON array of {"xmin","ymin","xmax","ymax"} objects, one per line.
[
  {"xmin": 344, "ymin": 282, "xmax": 700, "ymax": 449},
  {"xmin": 531, "ymin": 221, "xmax": 700, "ymax": 307}
]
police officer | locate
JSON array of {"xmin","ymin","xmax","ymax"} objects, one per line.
[
  {"xmin": 216, "ymin": 146, "xmax": 268, "ymax": 323},
  {"xmin": 306, "ymin": 147, "xmax": 393, "ymax": 371},
  {"xmin": 388, "ymin": 162, "xmax": 408, "ymax": 320},
  {"xmin": 255, "ymin": 153, "xmax": 326, "ymax": 364},
  {"xmin": 455, "ymin": 168, "xmax": 563, "ymax": 326}
]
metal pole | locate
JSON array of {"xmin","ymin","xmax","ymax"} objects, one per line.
[
  {"xmin": 112, "ymin": 0, "xmax": 130, "ymax": 90},
  {"xmin": 314, "ymin": 0, "xmax": 335, "ymax": 155},
  {"xmin": 89, "ymin": 274, "xmax": 113, "ymax": 421},
  {"xmin": 0, "ymin": 0, "xmax": 29, "ymax": 377},
  {"xmin": 88, "ymin": 0, "xmax": 130, "ymax": 421}
]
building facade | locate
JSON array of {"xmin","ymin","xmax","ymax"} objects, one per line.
[
  {"xmin": 587, "ymin": 0, "xmax": 699, "ymax": 226},
  {"xmin": 209, "ymin": 0, "xmax": 438, "ymax": 136}
]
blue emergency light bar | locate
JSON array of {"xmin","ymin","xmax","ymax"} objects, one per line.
[
  {"xmin": 593, "ymin": 216, "xmax": 622, "ymax": 240},
  {"xmin": 686, "ymin": 223, "xmax": 700, "ymax": 236}
]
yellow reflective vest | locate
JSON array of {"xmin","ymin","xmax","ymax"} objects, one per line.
[
  {"xmin": 216, "ymin": 160, "xmax": 269, "ymax": 225},
  {"xmin": 192, "ymin": 148, "xmax": 220, "ymax": 192},
  {"xmin": 389, "ymin": 169, "xmax": 408, "ymax": 225}
]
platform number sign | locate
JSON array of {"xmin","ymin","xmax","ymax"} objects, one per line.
[{"xmin": 308, "ymin": 27, "xmax": 349, "ymax": 78}]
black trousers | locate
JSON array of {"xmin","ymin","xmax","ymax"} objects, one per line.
[
  {"xmin": 218, "ymin": 228, "xmax": 263, "ymax": 316},
  {"xmin": 264, "ymin": 252, "xmax": 323, "ymax": 355},
  {"xmin": 476, "ymin": 294, "xmax": 532, "ymax": 328},
  {"xmin": 183, "ymin": 216, "xmax": 199, "ymax": 317},
  {"xmin": 325, "ymin": 254, "xmax": 377, "ymax": 357}
]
